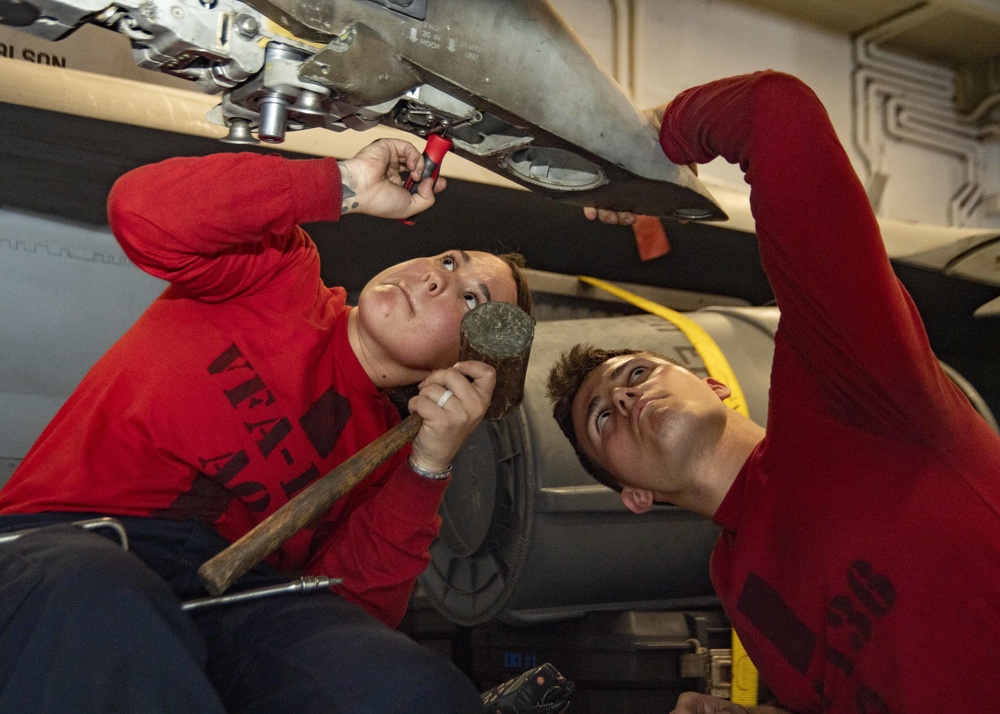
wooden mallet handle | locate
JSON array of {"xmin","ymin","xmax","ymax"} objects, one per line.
[{"xmin": 198, "ymin": 301, "xmax": 534, "ymax": 596}]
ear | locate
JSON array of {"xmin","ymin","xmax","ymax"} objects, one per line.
[
  {"xmin": 706, "ymin": 378, "xmax": 731, "ymax": 401},
  {"xmin": 621, "ymin": 487, "xmax": 655, "ymax": 515}
]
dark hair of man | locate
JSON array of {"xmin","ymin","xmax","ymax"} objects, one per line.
[
  {"xmin": 496, "ymin": 252, "xmax": 533, "ymax": 317},
  {"xmin": 546, "ymin": 344, "xmax": 647, "ymax": 493}
]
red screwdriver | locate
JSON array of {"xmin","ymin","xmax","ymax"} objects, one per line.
[{"xmin": 400, "ymin": 132, "xmax": 453, "ymax": 226}]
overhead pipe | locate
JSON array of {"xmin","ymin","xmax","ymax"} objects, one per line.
[
  {"xmin": 969, "ymin": 90, "xmax": 1000, "ymax": 124},
  {"xmin": 855, "ymin": 54, "xmax": 1000, "ymax": 142},
  {"xmin": 899, "ymin": 100, "xmax": 1000, "ymax": 141},
  {"xmin": 856, "ymin": 5, "xmax": 1000, "ymax": 132},
  {"xmin": 853, "ymin": 67, "xmax": 954, "ymax": 177},
  {"xmin": 850, "ymin": 3, "xmax": 997, "ymax": 226},
  {"xmin": 853, "ymin": 67, "xmax": 960, "ymax": 209},
  {"xmin": 886, "ymin": 97, "xmax": 982, "ymax": 224},
  {"xmin": 851, "ymin": 4, "xmax": 954, "ymax": 176},
  {"xmin": 856, "ymin": 4, "xmax": 954, "ymax": 91},
  {"xmin": 609, "ymin": 0, "xmax": 635, "ymax": 100}
]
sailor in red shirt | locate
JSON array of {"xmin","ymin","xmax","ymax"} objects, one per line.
[
  {"xmin": 0, "ymin": 138, "xmax": 531, "ymax": 714},
  {"xmin": 548, "ymin": 71, "xmax": 1000, "ymax": 713}
]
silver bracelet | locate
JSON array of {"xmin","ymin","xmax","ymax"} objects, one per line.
[{"xmin": 407, "ymin": 455, "xmax": 452, "ymax": 480}]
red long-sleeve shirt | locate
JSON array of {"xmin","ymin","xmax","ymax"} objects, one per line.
[
  {"xmin": 0, "ymin": 153, "xmax": 449, "ymax": 628},
  {"xmin": 662, "ymin": 72, "xmax": 1000, "ymax": 712}
]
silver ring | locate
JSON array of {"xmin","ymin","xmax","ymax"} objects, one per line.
[{"xmin": 436, "ymin": 389, "xmax": 454, "ymax": 408}]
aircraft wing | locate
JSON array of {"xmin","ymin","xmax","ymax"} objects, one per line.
[{"xmin": 0, "ymin": 0, "xmax": 726, "ymax": 220}]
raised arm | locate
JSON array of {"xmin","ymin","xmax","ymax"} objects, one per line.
[
  {"xmin": 108, "ymin": 139, "xmax": 444, "ymax": 301},
  {"xmin": 658, "ymin": 71, "xmax": 963, "ymax": 441}
]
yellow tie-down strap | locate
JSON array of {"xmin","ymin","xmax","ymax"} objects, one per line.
[{"xmin": 579, "ymin": 275, "xmax": 759, "ymax": 707}]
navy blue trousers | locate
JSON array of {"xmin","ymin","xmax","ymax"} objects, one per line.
[{"xmin": 0, "ymin": 513, "xmax": 481, "ymax": 714}]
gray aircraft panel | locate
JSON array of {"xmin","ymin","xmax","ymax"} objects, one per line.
[{"xmin": 1, "ymin": 209, "xmax": 166, "ymax": 484}]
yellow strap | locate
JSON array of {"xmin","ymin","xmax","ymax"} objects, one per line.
[{"xmin": 579, "ymin": 275, "xmax": 760, "ymax": 706}]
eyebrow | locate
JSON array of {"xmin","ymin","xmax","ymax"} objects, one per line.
[
  {"xmin": 584, "ymin": 359, "xmax": 634, "ymax": 428},
  {"xmin": 457, "ymin": 249, "xmax": 492, "ymax": 302}
]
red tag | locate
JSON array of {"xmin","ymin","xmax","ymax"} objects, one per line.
[{"xmin": 632, "ymin": 214, "xmax": 670, "ymax": 261}]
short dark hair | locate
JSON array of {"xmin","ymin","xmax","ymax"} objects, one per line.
[
  {"xmin": 496, "ymin": 252, "xmax": 533, "ymax": 317},
  {"xmin": 546, "ymin": 344, "xmax": 644, "ymax": 492}
]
